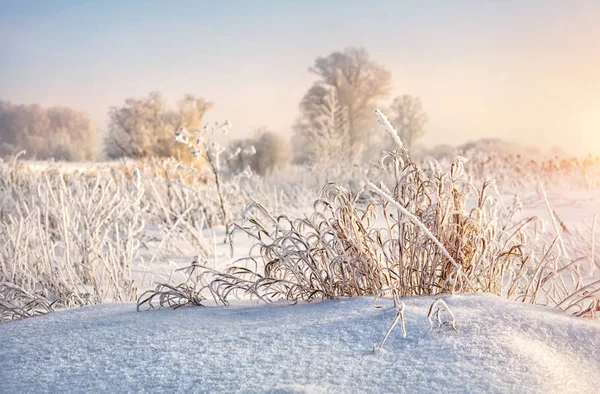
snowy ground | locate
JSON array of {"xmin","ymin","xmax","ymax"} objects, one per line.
[{"xmin": 1, "ymin": 294, "xmax": 599, "ymax": 393}]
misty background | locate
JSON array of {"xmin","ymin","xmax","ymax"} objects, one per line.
[{"xmin": 1, "ymin": 0, "xmax": 599, "ymax": 160}]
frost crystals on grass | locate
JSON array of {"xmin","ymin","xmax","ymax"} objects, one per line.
[
  {"xmin": 427, "ymin": 298, "xmax": 458, "ymax": 333},
  {"xmin": 376, "ymin": 294, "xmax": 407, "ymax": 351}
]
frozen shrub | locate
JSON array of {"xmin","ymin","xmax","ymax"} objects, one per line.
[
  {"xmin": 228, "ymin": 128, "xmax": 290, "ymax": 176},
  {"xmin": 252, "ymin": 129, "xmax": 291, "ymax": 175}
]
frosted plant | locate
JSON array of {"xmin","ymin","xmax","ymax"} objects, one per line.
[
  {"xmin": 174, "ymin": 121, "xmax": 246, "ymax": 242},
  {"xmin": 0, "ymin": 161, "xmax": 145, "ymax": 321},
  {"xmin": 367, "ymin": 180, "xmax": 475, "ymax": 294},
  {"xmin": 374, "ymin": 108, "xmax": 408, "ymax": 156},
  {"xmin": 138, "ymin": 256, "xmax": 209, "ymax": 310},
  {"xmin": 427, "ymin": 299, "xmax": 457, "ymax": 333},
  {"xmin": 376, "ymin": 293, "xmax": 407, "ymax": 351},
  {"xmin": 388, "ymin": 95, "xmax": 428, "ymax": 152}
]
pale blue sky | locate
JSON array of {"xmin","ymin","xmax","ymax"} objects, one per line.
[{"xmin": 1, "ymin": 1, "xmax": 599, "ymax": 154}]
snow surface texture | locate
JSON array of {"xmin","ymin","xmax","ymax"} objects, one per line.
[{"xmin": 1, "ymin": 294, "xmax": 599, "ymax": 393}]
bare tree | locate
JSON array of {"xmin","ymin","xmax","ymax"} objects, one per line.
[
  {"xmin": 388, "ymin": 95, "xmax": 428, "ymax": 151},
  {"xmin": 105, "ymin": 92, "xmax": 212, "ymax": 159},
  {"xmin": 294, "ymin": 47, "xmax": 392, "ymax": 160}
]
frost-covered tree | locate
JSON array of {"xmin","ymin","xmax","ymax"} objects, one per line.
[
  {"xmin": 293, "ymin": 88, "xmax": 350, "ymax": 163},
  {"xmin": 388, "ymin": 95, "xmax": 428, "ymax": 151},
  {"xmin": 294, "ymin": 47, "xmax": 391, "ymax": 160},
  {"xmin": 0, "ymin": 100, "xmax": 98, "ymax": 161},
  {"xmin": 105, "ymin": 92, "xmax": 212, "ymax": 159}
]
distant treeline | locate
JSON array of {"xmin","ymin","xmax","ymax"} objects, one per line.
[
  {"xmin": 1, "ymin": 47, "xmax": 430, "ymax": 168},
  {"xmin": 0, "ymin": 100, "xmax": 98, "ymax": 161}
]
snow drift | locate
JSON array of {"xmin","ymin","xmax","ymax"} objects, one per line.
[{"xmin": 1, "ymin": 294, "xmax": 599, "ymax": 393}]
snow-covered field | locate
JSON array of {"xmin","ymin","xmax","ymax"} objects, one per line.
[
  {"xmin": 2, "ymin": 294, "xmax": 599, "ymax": 393},
  {"xmin": 2, "ymin": 147, "xmax": 600, "ymax": 393}
]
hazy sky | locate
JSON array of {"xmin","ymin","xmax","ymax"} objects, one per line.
[{"xmin": 1, "ymin": 1, "xmax": 599, "ymax": 155}]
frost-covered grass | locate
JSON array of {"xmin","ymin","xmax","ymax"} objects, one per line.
[
  {"xmin": 1, "ymin": 110, "xmax": 600, "ymax": 323},
  {"xmin": 138, "ymin": 111, "xmax": 600, "ymax": 319},
  {"xmin": 1, "ymin": 294, "xmax": 599, "ymax": 393},
  {"xmin": 0, "ymin": 153, "xmax": 312, "ymax": 321}
]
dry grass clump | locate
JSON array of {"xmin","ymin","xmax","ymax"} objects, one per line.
[
  {"xmin": 226, "ymin": 186, "xmax": 382, "ymax": 302},
  {"xmin": 0, "ymin": 283, "xmax": 55, "ymax": 321},
  {"xmin": 133, "ymin": 156, "xmax": 501, "ymax": 307},
  {"xmin": 137, "ymin": 255, "xmax": 268, "ymax": 309},
  {"xmin": 137, "ymin": 256, "xmax": 215, "ymax": 310},
  {"xmin": 138, "ymin": 109, "xmax": 599, "ymax": 320},
  {"xmin": 217, "ymin": 126, "xmax": 526, "ymax": 304},
  {"xmin": 138, "ymin": 184, "xmax": 383, "ymax": 308},
  {"xmin": 216, "ymin": 157, "xmax": 533, "ymax": 303},
  {"xmin": 0, "ymin": 159, "xmax": 143, "ymax": 322}
]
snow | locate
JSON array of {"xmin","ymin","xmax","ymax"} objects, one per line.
[{"xmin": 2, "ymin": 294, "xmax": 599, "ymax": 393}]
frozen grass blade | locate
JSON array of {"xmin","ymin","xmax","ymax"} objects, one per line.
[
  {"xmin": 376, "ymin": 297, "xmax": 407, "ymax": 351},
  {"xmin": 427, "ymin": 298, "xmax": 457, "ymax": 333}
]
